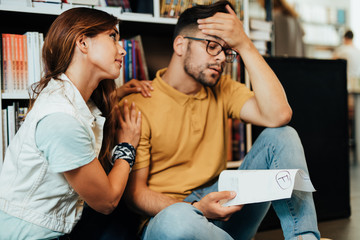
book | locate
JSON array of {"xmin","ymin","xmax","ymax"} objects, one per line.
[
  {"xmin": 130, "ymin": 35, "xmax": 149, "ymax": 80},
  {"xmin": 13, "ymin": 34, "xmax": 19, "ymax": 91},
  {"xmin": 39, "ymin": 32, "xmax": 44, "ymax": 81},
  {"xmin": 2, "ymin": 34, "xmax": 13, "ymax": 92},
  {"xmin": 131, "ymin": 39, "xmax": 137, "ymax": 80},
  {"xmin": 126, "ymin": 39, "xmax": 133, "ymax": 82},
  {"xmin": 2, "ymin": 109, "xmax": 8, "ymax": 158},
  {"xmin": 134, "ymin": 40, "xmax": 146, "ymax": 80},
  {"xmin": 227, "ymin": 118, "xmax": 233, "ymax": 161},
  {"xmin": 25, "ymin": 32, "xmax": 35, "ymax": 87},
  {"xmin": 105, "ymin": 0, "xmax": 131, "ymax": 11},
  {"xmin": 231, "ymin": 119, "xmax": 245, "ymax": 161},
  {"xmin": 161, "ymin": 0, "xmax": 172, "ymax": 17},
  {"xmin": 250, "ymin": 18, "xmax": 272, "ymax": 32},
  {"xmin": 1, "ymin": 34, "xmax": 7, "ymax": 91},
  {"xmin": 249, "ymin": 30, "xmax": 271, "ymax": 41},
  {"xmin": 7, "ymin": 104, "xmax": 15, "ymax": 145},
  {"xmin": 168, "ymin": 0, "xmax": 178, "ymax": 17},
  {"xmin": 122, "ymin": 39, "xmax": 128, "ymax": 83},
  {"xmin": 22, "ymin": 35, "xmax": 28, "ymax": 91},
  {"xmin": 17, "ymin": 35, "xmax": 24, "ymax": 92},
  {"xmin": 0, "ymin": 34, "xmax": 2, "ymax": 93},
  {"xmin": 32, "ymin": 32, "xmax": 40, "ymax": 84}
]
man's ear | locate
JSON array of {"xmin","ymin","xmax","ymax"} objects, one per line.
[
  {"xmin": 173, "ymin": 35, "xmax": 187, "ymax": 56},
  {"xmin": 76, "ymin": 35, "xmax": 89, "ymax": 54}
]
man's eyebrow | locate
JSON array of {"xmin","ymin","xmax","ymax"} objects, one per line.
[{"xmin": 208, "ymin": 35, "xmax": 229, "ymax": 47}]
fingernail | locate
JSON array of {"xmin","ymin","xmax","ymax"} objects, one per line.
[{"xmin": 231, "ymin": 191, "xmax": 236, "ymax": 197}]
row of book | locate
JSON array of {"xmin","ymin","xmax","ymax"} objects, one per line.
[
  {"xmin": 2, "ymin": 102, "xmax": 28, "ymax": 157},
  {"xmin": 160, "ymin": 0, "xmax": 244, "ymax": 19},
  {"xmin": 117, "ymin": 35, "xmax": 149, "ymax": 86},
  {"xmin": 1, "ymin": 32, "xmax": 44, "ymax": 94},
  {"xmin": 249, "ymin": 18, "xmax": 272, "ymax": 55},
  {"xmin": 227, "ymin": 118, "xmax": 246, "ymax": 162},
  {"xmin": 223, "ymin": 58, "xmax": 247, "ymax": 162},
  {"xmin": 1, "ymin": 32, "xmax": 149, "ymax": 92},
  {"xmin": 31, "ymin": 0, "xmax": 132, "ymax": 11}
]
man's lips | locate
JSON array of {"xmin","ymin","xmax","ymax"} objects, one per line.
[{"xmin": 209, "ymin": 66, "xmax": 222, "ymax": 73}]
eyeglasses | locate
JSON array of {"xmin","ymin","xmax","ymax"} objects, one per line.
[{"xmin": 184, "ymin": 36, "xmax": 237, "ymax": 63}]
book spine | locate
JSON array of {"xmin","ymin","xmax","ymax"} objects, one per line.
[
  {"xmin": 131, "ymin": 39, "xmax": 136, "ymax": 80},
  {"xmin": 33, "ymin": 32, "xmax": 41, "ymax": 83},
  {"xmin": 17, "ymin": 35, "xmax": 24, "ymax": 92},
  {"xmin": 25, "ymin": 32, "xmax": 34, "ymax": 88},
  {"xmin": 38, "ymin": 33, "xmax": 44, "ymax": 80},
  {"xmin": 126, "ymin": 40, "xmax": 133, "ymax": 82},
  {"xmin": 3, "ymin": 34, "xmax": 13, "ymax": 92},
  {"xmin": 8, "ymin": 34, "xmax": 18, "ymax": 92},
  {"xmin": 123, "ymin": 39, "xmax": 128, "ymax": 82},
  {"xmin": 2, "ymin": 34, "xmax": 8, "ymax": 92},
  {"xmin": 7, "ymin": 104, "xmax": 15, "ymax": 144},
  {"xmin": 22, "ymin": 35, "xmax": 28, "ymax": 92},
  {"xmin": 2, "ymin": 109, "xmax": 8, "ymax": 158}
]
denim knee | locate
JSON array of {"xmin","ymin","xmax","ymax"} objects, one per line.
[
  {"xmin": 259, "ymin": 126, "xmax": 301, "ymax": 149},
  {"xmin": 145, "ymin": 202, "xmax": 205, "ymax": 240}
]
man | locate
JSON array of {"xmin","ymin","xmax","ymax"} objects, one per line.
[
  {"xmin": 122, "ymin": 1, "xmax": 320, "ymax": 239},
  {"xmin": 333, "ymin": 30, "xmax": 360, "ymax": 91},
  {"xmin": 333, "ymin": 30, "xmax": 360, "ymax": 150}
]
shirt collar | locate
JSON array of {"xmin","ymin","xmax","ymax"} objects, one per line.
[
  {"xmin": 155, "ymin": 68, "xmax": 208, "ymax": 106},
  {"xmin": 57, "ymin": 74, "xmax": 101, "ymax": 125}
]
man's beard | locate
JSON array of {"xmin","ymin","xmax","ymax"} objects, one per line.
[{"xmin": 184, "ymin": 61, "xmax": 223, "ymax": 87}]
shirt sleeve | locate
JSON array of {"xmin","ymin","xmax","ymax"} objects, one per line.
[
  {"xmin": 130, "ymin": 107, "xmax": 151, "ymax": 171},
  {"xmin": 219, "ymin": 75, "xmax": 254, "ymax": 119},
  {"xmin": 35, "ymin": 113, "xmax": 96, "ymax": 173}
]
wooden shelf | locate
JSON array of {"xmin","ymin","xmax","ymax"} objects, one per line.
[
  {"xmin": 226, "ymin": 160, "xmax": 243, "ymax": 169},
  {"xmin": 0, "ymin": 3, "xmax": 178, "ymax": 25},
  {"xmin": 2, "ymin": 92, "xmax": 30, "ymax": 100}
]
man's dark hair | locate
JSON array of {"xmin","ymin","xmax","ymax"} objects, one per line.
[
  {"xmin": 173, "ymin": 0, "xmax": 235, "ymax": 40},
  {"xmin": 344, "ymin": 30, "xmax": 354, "ymax": 40}
]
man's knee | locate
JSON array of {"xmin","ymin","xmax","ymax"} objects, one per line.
[
  {"xmin": 260, "ymin": 126, "xmax": 301, "ymax": 148},
  {"xmin": 145, "ymin": 202, "xmax": 204, "ymax": 239}
]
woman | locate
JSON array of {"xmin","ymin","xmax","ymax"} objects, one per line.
[{"xmin": 0, "ymin": 7, "xmax": 151, "ymax": 239}]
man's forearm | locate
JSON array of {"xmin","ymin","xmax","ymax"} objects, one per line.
[
  {"xmin": 239, "ymin": 41, "xmax": 292, "ymax": 126},
  {"xmin": 126, "ymin": 187, "xmax": 180, "ymax": 217}
]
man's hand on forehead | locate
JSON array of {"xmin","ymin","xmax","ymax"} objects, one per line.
[{"xmin": 196, "ymin": 4, "xmax": 251, "ymax": 51}]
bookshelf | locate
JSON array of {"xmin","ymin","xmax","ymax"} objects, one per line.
[
  {"xmin": 0, "ymin": 2, "xmax": 179, "ymax": 161},
  {"xmin": 0, "ymin": 1, "xmax": 257, "ymax": 168}
]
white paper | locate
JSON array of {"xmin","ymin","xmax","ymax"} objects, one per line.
[{"xmin": 218, "ymin": 169, "xmax": 315, "ymax": 206}]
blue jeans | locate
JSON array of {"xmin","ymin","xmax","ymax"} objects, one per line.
[{"xmin": 142, "ymin": 127, "xmax": 321, "ymax": 240}]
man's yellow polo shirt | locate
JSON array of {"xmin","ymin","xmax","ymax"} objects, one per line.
[{"xmin": 122, "ymin": 68, "xmax": 254, "ymax": 201}]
